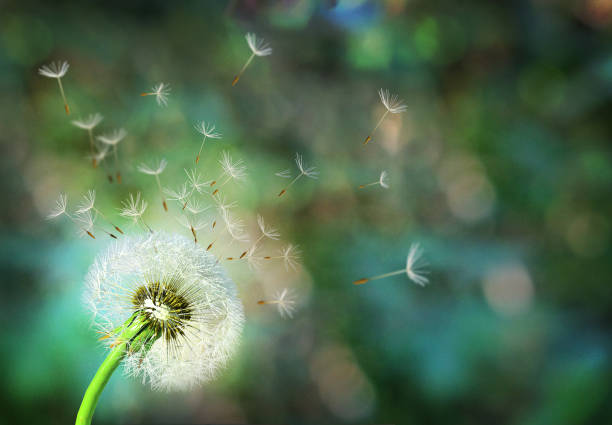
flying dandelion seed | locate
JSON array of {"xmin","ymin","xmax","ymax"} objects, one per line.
[
  {"xmin": 141, "ymin": 83, "xmax": 170, "ymax": 106},
  {"xmin": 97, "ymin": 129, "xmax": 127, "ymax": 183},
  {"xmin": 277, "ymin": 153, "xmax": 318, "ymax": 197},
  {"xmin": 232, "ymin": 32, "xmax": 272, "ymax": 86},
  {"xmin": 257, "ymin": 288, "xmax": 297, "ymax": 318},
  {"xmin": 119, "ymin": 192, "xmax": 151, "ymax": 232},
  {"xmin": 38, "ymin": 60, "xmax": 71, "ymax": 115},
  {"xmin": 353, "ymin": 243, "xmax": 429, "ymax": 286},
  {"xmin": 76, "ymin": 232, "xmax": 244, "ymax": 423},
  {"xmin": 235, "ymin": 214, "xmax": 280, "ymax": 259},
  {"xmin": 76, "ymin": 190, "xmax": 123, "ymax": 237},
  {"xmin": 138, "ymin": 159, "xmax": 169, "ymax": 211},
  {"xmin": 363, "ymin": 88, "xmax": 407, "ymax": 145},
  {"xmin": 46, "ymin": 193, "xmax": 96, "ymax": 239},
  {"xmin": 359, "ymin": 170, "xmax": 389, "ymax": 190},
  {"xmin": 72, "ymin": 114, "xmax": 103, "ymax": 168},
  {"xmin": 194, "ymin": 121, "xmax": 222, "ymax": 164},
  {"xmin": 210, "ymin": 151, "xmax": 247, "ymax": 194}
]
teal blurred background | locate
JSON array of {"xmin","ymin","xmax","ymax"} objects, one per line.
[{"xmin": 2, "ymin": 0, "xmax": 612, "ymax": 424}]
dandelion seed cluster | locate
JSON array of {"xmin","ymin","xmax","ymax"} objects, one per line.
[{"xmin": 85, "ymin": 232, "xmax": 244, "ymax": 391}]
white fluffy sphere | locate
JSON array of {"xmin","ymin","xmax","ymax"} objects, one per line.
[{"xmin": 84, "ymin": 232, "xmax": 244, "ymax": 391}]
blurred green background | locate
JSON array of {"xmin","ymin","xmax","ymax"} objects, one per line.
[{"xmin": 1, "ymin": 0, "xmax": 612, "ymax": 424}]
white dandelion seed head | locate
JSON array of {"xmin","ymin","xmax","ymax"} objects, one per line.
[
  {"xmin": 75, "ymin": 190, "xmax": 96, "ymax": 214},
  {"xmin": 97, "ymin": 128, "xmax": 127, "ymax": 146},
  {"xmin": 219, "ymin": 151, "xmax": 247, "ymax": 181},
  {"xmin": 194, "ymin": 121, "xmax": 222, "ymax": 139},
  {"xmin": 47, "ymin": 193, "xmax": 68, "ymax": 219},
  {"xmin": 38, "ymin": 61, "xmax": 69, "ymax": 79},
  {"xmin": 138, "ymin": 159, "xmax": 168, "ymax": 176},
  {"xmin": 280, "ymin": 244, "xmax": 301, "ymax": 271},
  {"xmin": 295, "ymin": 153, "xmax": 318, "ymax": 179},
  {"xmin": 245, "ymin": 33, "xmax": 272, "ymax": 57},
  {"xmin": 378, "ymin": 88, "xmax": 407, "ymax": 114},
  {"xmin": 256, "ymin": 214, "xmax": 281, "ymax": 240},
  {"xmin": 273, "ymin": 288, "xmax": 297, "ymax": 319},
  {"xmin": 151, "ymin": 83, "xmax": 170, "ymax": 107},
  {"xmin": 120, "ymin": 193, "xmax": 148, "ymax": 222},
  {"xmin": 405, "ymin": 243, "xmax": 429, "ymax": 286},
  {"xmin": 275, "ymin": 169, "xmax": 292, "ymax": 178},
  {"xmin": 72, "ymin": 113, "xmax": 103, "ymax": 130},
  {"xmin": 84, "ymin": 232, "xmax": 245, "ymax": 391},
  {"xmin": 379, "ymin": 170, "xmax": 389, "ymax": 189}
]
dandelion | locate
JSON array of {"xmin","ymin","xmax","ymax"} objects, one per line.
[
  {"xmin": 141, "ymin": 83, "xmax": 170, "ymax": 106},
  {"xmin": 72, "ymin": 113, "xmax": 103, "ymax": 167},
  {"xmin": 46, "ymin": 193, "xmax": 96, "ymax": 239},
  {"xmin": 353, "ymin": 243, "xmax": 429, "ymax": 286},
  {"xmin": 257, "ymin": 288, "xmax": 297, "ymax": 318},
  {"xmin": 97, "ymin": 129, "xmax": 127, "ymax": 183},
  {"xmin": 77, "ymin": 232, "xmax": 244, "ymax": 423},
  {"xmin": 194, "ymin": 121, "xmax": 222, "ymax": 164},
  {"xmin": 363, "ymin": 88, "xmax": 407, "ymax": 145},
  {"xmin": 138, "ymin": 159, "xmax": 168, "ymax": 211},
  {"xmin": 277, "ymin": 153, "xmax": 318, "ymax": 197},
  {"xmin": 120, "ymin": 192, "xmax": 151, "ymax": 232},
  {"xmin": 359, "ymin": 170, "xmax": 389, "ymax": 190},
  {"xmin": 232, "ymin": 32, "xmax": 272, "ymax": 86},
  {"xmin": 38, "ymin": 60, "xmax": 70, "ymax": 115}
]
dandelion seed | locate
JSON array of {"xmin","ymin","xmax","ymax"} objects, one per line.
[
  {"xmin": 237, "ymin": 214, "xmax": 280, "ymax": 259},
  {"xmin": 47, "ymin": 193, "xmax": 68, "ymax": 219},
  {"xmin": 176, "ymin": 215, "xmax": 209, "ymax": 244},
  {"xmin": 278, "ymin": 153, "xmax": 318, "ymax": 197},
  {"xmin": 120, "ymin": 192, "xmax": 150, "ymax": 231},
  {"xmin": 211, "ymin": 151, "xmax": 247, "ymax": 189},
  {"xmin": 73, "ymin": 114, "xmax": 104, "ymax": 168},
  {"xmin": 194, "ymin": 121, "xmax": 222, "ymax": 164},
  {"xmin": 38, "ymin": 60, "xmax": 70, "ymax": 115},
  {"xmin": 232, "ymin": 33, "xmax": 272, "ymax": 86},
  {"xmin": 164, "ymin": 183, "xmax": 191, "ymax": 209},
  {"xmin": 185, "ymin": 168, "xmax": 211, "ymax": 194},
  {"xmin": 98, "ymin": 129, "xmax": 127, "ymax": 183},
  {"xmin": 363, "ymin": 88, "xmax": 407, "ymax": 145},
  {"xmin": 359, "ymin": 170, "xmax": 389, "ymax": 190},
  {"xmin": 257, "ymin": 288, "xmax": 297, "ymax": 318},
  {"xmin": 353, "ymin": 242, "xmax": 429, "ymax": 286},
  {"xmin": 138, "ymin": 159, "xmax": 168, "ymax": 211},
  {"xmin": 141, "ymin": 82, "xmax": 170, "ymax": 106},
  {"xmin": 75, "ymin": 210, "xmax": 97, "ymax": 239}
]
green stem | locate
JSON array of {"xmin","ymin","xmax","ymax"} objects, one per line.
[{"xmin": 75, "ymin": 316, "xmax": 156, "ymax": 425}]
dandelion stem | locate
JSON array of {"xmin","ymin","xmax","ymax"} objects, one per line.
[
  {"xmin": 233, "ymin": 53, "xmax": 255, "ymax": 86},
  {"xmin": 364, "ymin": 110, "xmax": 389, "ymax": 145},
  {"xmin": 76, "ymin": 315, "xmax": 157, "ymax": 425},
  {"xmin": 358, "ymin": 182, "xmax": 378, "ymax": 189},
  {"xmin": 56, "ymin": 77, "xmax": 70, "ymax": 115}
]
